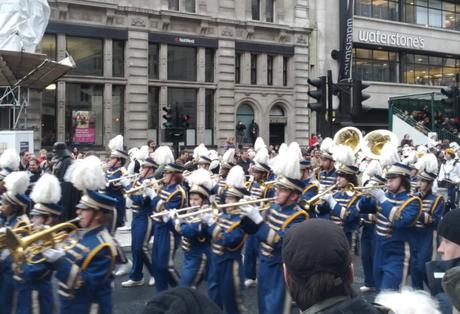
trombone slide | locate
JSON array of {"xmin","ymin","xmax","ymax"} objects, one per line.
[{"xmin": 150, "ymin": 205, "xmax": 201, "ymax": 219}]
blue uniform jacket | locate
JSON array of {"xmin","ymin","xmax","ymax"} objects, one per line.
[
  {"xmin": 130, "ymin": 177, "xmax": 155, "ymax": 216},
  {"xmin": 415, "ymin": 192, "xmax": 444, "ymax": 230},
  {"xmin": 151, "ymin": 183, "xmax": 186, "ymax": 228},
  {"xmin": 178, "ymin": 220, "xmax": 210, "ymax": 255}
]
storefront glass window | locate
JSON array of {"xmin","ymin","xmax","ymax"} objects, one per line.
[
  {"xmin": 205, "ymin": 48, "xmax": 214, "ymax": 82},
  {"xmin": 402, "ymin": 0, "xmax": 460, "ymax": 29},
  {"xmin": 40, "ymin": 34, "xmax": 56, "ymax": 61},
  {"xmin": 353, "ymin": 48, "xmax": 399, "ymax": 82},
  {"xmin": 65, "ymin": 84, "xmax": 104, "ymax": 146},
  {"xmin": 112, "ymin": 40, "xmax": 125, "ymax": 77},
  {"xmin": 266, "ymin": 0, "xmax": 274, "ymax": 22},
  {"xmin": 41, "ymin": 89, "xmax": 57, "ymax": 146},
  {"xmin": 67, "ymin": 36, "xmax": 103, "ymax": 76},
  {"xmin": 355, "ymin": 0, "xmax": 399, "ymax": 21},
  {"xmin": 283, "ymin": 56, "xmax": 288, "ymax": 86},
  {"xmin": 252, "ymin": 0, "xmax": 260, "ymax": 20},
  {"xmin": 168, "ymin": 45, "xmax": 197, "ymax": 81},
  {"xmin": 112, "ymin": 86, "xmax": 124, "ymax": 136},
  {"xmin": 149, "ymin": 43, "xmax": 159, "ymax": 79},
  {"xmin": 148, "ymin": 87, "xmax": 159, "ymax": 143},
  {"xmin": 235, "ymin": 53, "xmax": 241, "ymax": 83},
  {"xmin": 403, "ymin": 53, "xmax": 460, "ymax": 86},
  {"xmin": 185, "ymin": 0, "xmax": 196, "ymax": 13},
  {"xmin": 205, "ymin": 89, "xmax": 215, "ymax": 145},
  {"xmin": 267, "ymin": 55, "xmax": 273, "ymax": 85},
  {"xmin": 168, "ymin": 88, "xmax": 197, "ymax": 145},
  {"xmin": 251, "ymin": 54, "xmax": 257, "ymax": 84}
]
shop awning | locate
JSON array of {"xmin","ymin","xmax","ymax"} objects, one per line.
[{"xmin": 0, "ymin": 50, "xmax": 74, "ymax": 90}]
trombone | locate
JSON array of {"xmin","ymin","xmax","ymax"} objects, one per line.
[
  {"xmin": 299, "ymin": 184, "xmax": 337, "ymax": 211},
  {"xmin": 107, "ymin": 173, "xmax": 138, "ymax": 184},
  {"xmin": 124, "ymin": 178, "xmax": 164, "ymax": 196},
  {"xmin": 150, "ymin": 204, "xmax": 202, "ymax": 219},
  {"xmin": 176, "ymin": 197, "xmax": 276, "ymax": 220},
  {"xmin": 5, "ymin": 218, "xmax": 80, "ymax": 265},
  {"xmin": 343, "ymin": 183, "xmax": 386, "ymax": 195}
]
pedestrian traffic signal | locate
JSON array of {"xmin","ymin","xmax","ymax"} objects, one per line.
[
  {"xmin": 181, "ymin": 114, "xmax": 190, "ymax": 129},
  {"xmin": 352, "ymin": 80, "xmax": 370, "ymax": 117},
  {"xmin": 162, "ymin": 105, "xmax": 173, "ymax": 128},
  {"xmin": 307, "ymin": 76, "xmax": 327, "ymax": 112},
  {"xmin": 441, "ymin": 85, "xmax": 459, "ymax": 114}
]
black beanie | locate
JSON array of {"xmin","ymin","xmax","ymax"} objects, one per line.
[
  {"xmin": 141, "ymin": 287, "xmax": 223, "ymax": 314},
  {"xmin": 438, "ymin": 209, "xmax": 460, "ymax": 246}
]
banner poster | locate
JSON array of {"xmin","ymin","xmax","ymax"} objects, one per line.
[
  {"xmin": 72, "ymin": 110, "xmax": 96, "ymax": 144},
  {"xmin": 338, "ymin": 0, "xmax": 354, "ymax": 81}
]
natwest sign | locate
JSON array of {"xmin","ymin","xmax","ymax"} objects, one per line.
[
  {"xmin": 356, "ymin": 30, "xmax": 425, "ymax": 49},
  {"xmin": 175, "ymin": 37, "xmax": 195, "ymax": 44}
]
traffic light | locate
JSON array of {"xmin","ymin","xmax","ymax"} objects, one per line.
[
  {"xmin": 307, "ymin": 76, "xmax": 327, "ymax": 112},
  {"xmin": 181, "ymin": 114, "xmax": 190, "ymax": 129},
  {"xmin": 441, "ymin": 85, "xmax": 459, "ymax": 115},
  {"xmin": 162, "ymin": 105, "xmax": 173, "ymax": 128},
  {"xmin": 352, "ymin": 80, "xmax": 370, "ymax": 117}
]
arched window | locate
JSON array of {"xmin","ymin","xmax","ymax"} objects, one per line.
[
  {"xmin": 270, "ymin": 105, "xmax": 284, "ymax": 117},
  {"xmin": 236, "ymin": 103, "xmax": 255, "ymax": 145}
]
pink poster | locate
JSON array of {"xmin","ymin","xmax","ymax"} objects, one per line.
[{"xmin": 72, "ymin": 111, "xmax": 96, "ymax": 144}]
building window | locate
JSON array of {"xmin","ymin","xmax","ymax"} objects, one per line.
[
  {"xmin": 266, "ymin": 0, "xmax": 275, "ymax": 22},
  {"xmin": 148, "ymin": 87, "xmax": 159, "ymax": 143},
  {"xmin": 168, "ymin": 88, "xmax": 197, "ymax": 145},
  {"xmin": 41, "ymin": 88, "xmax": 56, "ymax": 146},
  {"xmin": 67, "ymin": 36, "xmax": 103, "ymax": 76},
  {"xmin": 283, "ymin": 56, "xmax": 288, "ymax": 86},
  {"xmin": 402, "ymin": 53, "xmax": 459, "ymax": 86},
  {"xmin": 149, "ymin": 43, "xmax": 159, "ymax": 79},
  {"xmin": 40, "ymin": 34, "xmax": 56, "ymax": 60},
  {"xmin": 355, "ymin": 0, "xmax": 399, "ymax": 21},
  {"xmin": 205, "ymin": 89, "xmax": 215, "ymax": 145},
  {"xmin": 235, "ymin": 53, "xmax": 241, "ymax": 83},
  {"xmin": 251, "ymin": 54, "xmax": 257, "ymax": 84},
  {"xmin": 112, "ymin": 86, "xmax": 124, "ymax": 136},
  {"xmin": 65, "ymin": 84, "xmax": 104, "ymax": 146},
  {"xmin": 252, "ymin": 0, "xmax": 260, "ymax": 20},
  {"xmin": 112, "ymin": 40, "xmax": 125, "ymax": 77},
  {"xmin": 205, "ymin": 48, "xmax": 214, "ymax": 82},
  {"xmin": 168, "ymin": 0, "xmax": 179, "ymax": 10},
  {"xmin": 168, "ymin": 45, "xmax": 197, "ymax": 81},
  {"xmin": 267, "ymin": 55, "xmax": 273, "ymax": 85},
  {"xmin": 403, "ymin": 0, "xmax": 460, "ymax": 30},
  {"xmin": 353, "ymin": 48, "xmax": 399, "ymax": 82},
  {"xmin": 185, "ymin": 0, "xmax": 196, "ymax": 12}
]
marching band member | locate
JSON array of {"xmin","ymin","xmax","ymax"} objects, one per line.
[
  {"xmin": 42, "ymin": 156, "xmax": 118, "ymax": 314},
  {"xmin": 214, "ymin": 148, "xmax": 236, "ymax": 205},
  {"xmin": 410, "ymin": 153, "xmax": 444, "ymax": 289},
  {"xmin": 240, "ymin": 143, "xmax": 308, "ymax": 314},
  {"xmin": 14, "ymin": 174, "xmax": 63, "ymax": 314},
  {"xmin": 299, "ymin": 159, "xmax": 319, "ymax": 215},
  {"xmin": 318, "ymin": 138, "xmax": 337, "ymax": 193},
  {"xmin": 150, "ymin": 146, "xmax": 186, "ymax": 292},
  {"xmin": 357, "ymin": 174, "xmax": 387, "ymax": 292},
  {"xmin": 244, "ymin": 144, "xmax": 273, "ymax": 289},
  {"xmin": 121, "ymin": 156, "xmax": 158, "ymax": 287},
  {"xmin": 202, "ymin": 165, "xmax": 248, "ymax": 314},
  {"xmin": 368, "ymin": 162, "xmax": 422, "ymax": 291},
  {"xmin": 438, "ymin": 148, "xmax": 460, "ymax": 213},
  {"xmin": 0, "ymin": 172, "xmax": 31, "ymax": 314},
  {"xmin": 0, "ymin": 148, "xmax": 20, "ymax": 196},
  {"xmin": 173, "ymin": 168, "xmax": 213, "ymax": 288},
  {"xmin": 104, "ymin": 135, "xmax": 129, "ymax": 229}
]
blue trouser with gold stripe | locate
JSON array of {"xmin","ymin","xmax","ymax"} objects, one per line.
[
  {"xmin": 129, "ymin": 213, "xmax": 154, "ymax": 281},
  {"xmin": 373, "ymin": 239, "xmax": 410, "ymax": 291},
  {"xmin": 0, "ymin": 259, "xmax": 15, "ymax": 314},
  {"xmin": 257, "ymin": 259, "xmax": 290, "ymax": 314},
  {"xmin": 180, "ymin": 250, "xmax": 207, "ymax": 288},
  {"xmin": 15, "ymin": 281, "xmax": 54, "ymax": 314},
  {"xmin": 410, "ymin": 228, "xmax": 436, "ymax": 289},
  {"xmin": 151, "ymin": 225, "xmax": 180, "ymax": 292},
  {"xmin": 361, "ymin": 224, "xmax": 375, "ymax": 288},
  {"xmin": 243, "ymin": 234, "xmax": 258, "ymax": 280},
  {"xmin": 213, "ymin": 256, "xmax": 246, "ymax": 314}
]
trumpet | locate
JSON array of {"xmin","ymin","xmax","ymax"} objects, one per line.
[
  {"xmin": 0, "ymin": 223, "xmax": 33, "ymax": 249},
  {"xmin": 107, "ymin": 173, "xmax": 138, "ymax": 184},
  {"xmin": 5, "ymin": 218, "xmax": 80, "ymax": 265},
  {"xmin": 299, "ymin": 184, "xmax": 338, "ymax": 211},
  {"xmin": 123, "ymin": 178, "xmax": 164, "ymax": 196},
  {"xmin": 150, "ymin": 204, "xmax": 201, "ymax": 219},
  {"xmin": 177, "ymin": 197, "xmax": 276, "ymax": 220},
  {"xmin": 343, "ymin": 183, "xmax": 386, "ymax": 194}
]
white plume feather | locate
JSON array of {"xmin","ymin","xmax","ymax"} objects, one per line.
[
  {"xmin": 128, "ymin": 147, "xmax": 139, "ymax": 159},
  {"xmin": 188, "ymin": 168, "xmax": 213, "ymax": 191},
  {"xmin": 0, "ymin": 148, "xmax": 20, "ymax": 170},
  {"xmin": 402, "ymin": 150, "xmax": 417, "ymax": 166},
  {"xmin": 415, "ymin": 153, "xmax": 438, "ymax": 174},
  {"xmin": 226, "ymin": 165, "xmax": 245, "ymax": 189},
  {"xmin": 254, "ymin": 137, "xmax": 266, "ymax": 153},
  {"xmin": 320, "ymin": 137, "xmax": 335, "ymax": 154},
  {"xmin": 332, "ymin": 144, "xmax": 355, "ymax": 166},
  {"xmin": 379, "ymin": 142, "xmax": 400, "ymax": 168},
  {"xmin": 108, "ymin": 135, "xmax": 124, "ymax": 151},
  {"xmin": 193, "ymin": 144, "xmax": 208, "ymax": 160},
  {"xmin": 4, "ymin": 171, "xmax": 29, "ymax": 194},
  {"xmin": 289, "ymin": 142, "xmax": 303, "ymax": 160},
  {"xmin": 136, "ymin": 145, "xmax": 150, "ymax": 161},
  {"xmin": 70, "ymin": 156, "xmax": 106, "ymax": 192},
  {"xmin": 254, "ymin": 147, "xmax": 269, "ymax": 165},
  {"xmin": 278, "ymin": 143, "xmax": 288, "ymax": 155},
  {"xmin": 31, "ymin": 174, "xmax": 61, "ymax": 204},
  {"xmin": 64, "ymin": 159, "xmax": 82, "ymax": 183},
  {"xmin": 362, "ymin": 159, "xmax": 383, "ymax": 184},
  {"xmin": 222, "ymin": 148, "xmax": 235, "ymax": 165},
  {"xmin": 153, "ymin": 146, "xmax": 174, "ymax": 166},
  {"xmin": 271, "ymin": 144, "xmax": 300, "ymax": 179}
]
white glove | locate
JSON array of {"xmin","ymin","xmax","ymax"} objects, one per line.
[
  {"xmin": 42, "ymin": 248, "xmax": 65, "ymax": 262},
  {"xmin": 168, "ymin": 209, "xmax": 177, "ymax": 221},
  {"xmin": 0, "ymin": 249, "xmax": 10, "ymax": 261},
  {"xmin": 369, "ymin": 189, "xmax": 387, "ymax": 203},
  {"xmin": 322, "ymin": 193, "xmax": 337, "ymax": 209},
  {"xmin": 240, "ymin": 205, "xmax": 263, "ymax": 224},
  {"xmin": 125, "ymin": 198, "xmax": 133, "ymax": 209},
  {"xmin": 202, "ymin": 213, "xmax": 216, "ymax": 226},
  {"xmin": 162, "ymin": 210, "xmax": 172, "ymax": 223},
  {"xmin": 120, "ymin": 177, "xmax": 131, "ymax": 188},
  {"xmin": 143, "ymin": 187, "xmax": 157, "ymax": 199}
]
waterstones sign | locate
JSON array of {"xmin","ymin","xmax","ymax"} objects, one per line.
[{"xmin": 357, "ymin": 30, "xmax": 425, "ymax": 49}]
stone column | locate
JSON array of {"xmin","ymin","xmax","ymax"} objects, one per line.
[
  {"xmin": 241, "ymin": 52, "xmax": 251, "ymax": 85},
  {"xmin": 56, "ymin": 33, "xmax": 66, "ymax": 142},
  {"xmin": 257, "ymin": 54, "xmax": 267, "ymax": 85},
  {"xmin": 197, "ymin": 47, "xmax": 205, "ymax": 83},
  {"xmin": 159, "ymin": 44, "xmax": 167, "ymax": 81},
  {"xmin": 274, "ymin": 55, "xmax": 283, "ymax": 86},
  {"xmin": 196, "ymin": 87, "xmax": 205, "ymax": 144},
  {"xmin": 104, "ymin": 38, "xmax": 113, "ymax": 78},
  {"xmin": 104, "ymin": 83, "xmax": 113, "ymax": 145}
]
